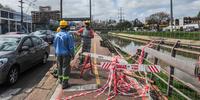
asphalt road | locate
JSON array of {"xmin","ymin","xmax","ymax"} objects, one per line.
[{"xmin": 0, "ymin": 46, "xmax": 55, "ymax": 99}]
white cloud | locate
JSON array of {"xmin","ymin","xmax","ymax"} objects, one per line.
[{"xmin": 0, "ymin": 0, "xmax": 200, "ymax": 21}]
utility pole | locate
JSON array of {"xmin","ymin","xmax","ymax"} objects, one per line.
[
  {"xmin": 19, "ymin": 0, "xmax": 24, "ymax": 32},
  {"xmin": 60, "ymin": 0, "xmax": 63, "ymax": 19},
  {"xmin": 89, "ymin": 0, "xmax": 92, "ymax": 22},
  {"xmin": 170, "ymin": 0, "xmax": 173, "ymax": 32}
]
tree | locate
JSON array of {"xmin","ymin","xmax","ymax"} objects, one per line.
[
  {"xmin": 116, "ymin": 20, "xmax": 132, "ymax": 31},
  {"xmin": 132, "ymin": 18, "xmax": 144, "ymax": 27},
  {"xmin": 0, "ymin": 3, "xmax": 3, "ymax": 8},
  {"xmin": 197, "ymin": 11, "xmax": 200, "ymax": 18},
  {"xmin": 146, "ymin": 12, "xmax": 170, "ymax": 31},
  {"xmin": 146, "ymin": 12, "xmax": 170, "ymax": 24}
]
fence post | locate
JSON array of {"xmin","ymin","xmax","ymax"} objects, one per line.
[
  {"xmin": 154, "ymin": 41, "xmax": 164, "ymax": 64},
  {"xmin": 151, "ymin": 41, "xmax": 163, "ymax": 81},
  {"xmin": 167, "ymin": 40, "xmax": 181, "ymax": 96}
]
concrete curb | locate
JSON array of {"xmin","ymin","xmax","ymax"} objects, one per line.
[{"xmin": 21, "ymin": 63, "xmax": 58, "ymax": 100}]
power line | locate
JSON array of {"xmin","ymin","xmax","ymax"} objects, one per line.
[{"xmin": 24, "ymin": 0, "xmax": 38, "ymax": 13}]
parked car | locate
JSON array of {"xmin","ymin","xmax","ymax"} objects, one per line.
[
  {"xmin": 31, "ymin": 30, "xmax": 54, "ymax": 44},
  {"xmin": 5, "ymin": 32, "xmax": 26, "ymax": 35},
  {"xmin": 0, "ymin": 35, "xmax": 50, "ymax": 85}
]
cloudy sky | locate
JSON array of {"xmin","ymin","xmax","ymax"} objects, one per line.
[{"xmin": 0, "ymin": 0, "xmax": 200, "ymax": 21}]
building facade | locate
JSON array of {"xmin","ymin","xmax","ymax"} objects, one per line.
[
  {"xmin": 31, "ymin": 6, "xmax": 60, "ymax": 24},
  {"xmin": 0, "ymin": 9, "xmax": 32, "ymax": 34},
  {"xmin": 184, "ymin": 17, "xmax": 200, "ymax": 25}
]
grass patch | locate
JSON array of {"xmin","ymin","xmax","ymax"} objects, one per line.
[
  {"xmin": 113, "ymin": 31, "xmax": 200, "ymax": 40},
  {"xmin": 149, "ymin": 72, "xmax": 200, "ymax": 100}
]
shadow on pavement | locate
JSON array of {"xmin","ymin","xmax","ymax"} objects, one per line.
[{"xmin": 0, "ymin": 61, "xmax": 54, "ymax": 95}]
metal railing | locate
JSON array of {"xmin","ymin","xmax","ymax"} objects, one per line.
[{"xmin": 110, "ymin": 38, "xmax": 200, "ymax": 100}]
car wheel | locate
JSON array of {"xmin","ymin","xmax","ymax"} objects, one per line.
[
  {"xmin": 7, "ymin": 66, "xmax": 19, "ymax": 85},
  {"xmin": 42, "ymin": 53, "xmax": 48, "ymax": 64}
]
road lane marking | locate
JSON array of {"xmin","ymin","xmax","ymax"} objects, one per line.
[{"xmin": 93, "ymin": 39, "xmax": 101, "ymax": 85}]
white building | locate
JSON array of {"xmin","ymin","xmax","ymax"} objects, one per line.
[
  {"xmin": 163, "ymin": 18, "xmax": 200, "ymax": 31},
  {"xmin": 0, "ymin": 9, "xmax": 32, "ymax": 34}
]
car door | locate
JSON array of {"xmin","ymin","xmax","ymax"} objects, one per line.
[
  {"xmin": 31, "ymin": 37, "xmax": 44, "ymax": 63},
  {"xmin": 17, "ymin": 38, "xmax": 35, "ymax": 72}
]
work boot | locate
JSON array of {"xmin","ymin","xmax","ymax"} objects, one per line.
[
  {"xmin": 62, "ymin": 82, "xmax": 71, "ymax": 89},
  {"xmin": 59, "ymin": 79, "xmax": 62, "ymax": 84},
  {"xmin": 52, "ymin": 68, "xmax": 58, "ymax": 78}
]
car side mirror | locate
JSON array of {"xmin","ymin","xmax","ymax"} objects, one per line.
[{"xmin": 21, "ymin": 46, "xmax": 29, "ymax": 51}]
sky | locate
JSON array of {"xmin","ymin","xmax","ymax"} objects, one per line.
[{"xmin": 0, "ymin": 0, "xmax": 200, "ymax": 22}]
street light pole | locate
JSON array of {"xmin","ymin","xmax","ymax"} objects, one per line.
[
  {"xmin": 60, "ymin": 0, "xmax": 63, "ymax": 19},
  {"xmin": 170, "ymin": 0, "xmax": 173, "ymax": 32},
  {"xmin": 89, "ymin": 0, "xmax": 92, "ymax": 22},
  {"xmin": 89, "ymin": 0, "xmax": 92, "ymax": 25}
]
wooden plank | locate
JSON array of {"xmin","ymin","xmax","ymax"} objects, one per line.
[{"xmin": 139, "ymin": 46, "xmax": 195, "ymax": 76}]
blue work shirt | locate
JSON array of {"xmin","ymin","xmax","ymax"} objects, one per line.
[{"xmin": 53, "ymin": 29, "xmax": 74, "ymax": 56}]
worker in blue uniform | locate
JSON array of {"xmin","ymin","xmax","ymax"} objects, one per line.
[{"xmin": 54, "ymin": 20, "xmax": 74, "ymax": 89}]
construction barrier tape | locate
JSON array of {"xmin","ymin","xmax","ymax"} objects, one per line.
[
  {"xmin": 100, "ymin": 62, "xmax": 161, "ymax": 73},
  {"xmin": 63, "ymin": 42, "xmax": 157, "ymax": 100}
]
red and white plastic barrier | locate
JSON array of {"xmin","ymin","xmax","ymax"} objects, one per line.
[
  {"xmin": 62, "ymin": 41, "xmax": 160, "ymax": 100},
  {"xmin": 101, "ymin": 62, "xmax": 160, "ymax": 73}
]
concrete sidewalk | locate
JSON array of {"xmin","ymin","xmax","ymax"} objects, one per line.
[{"xmin": 50, "ymin": 34, "xmax": 136, "ymax": 100}]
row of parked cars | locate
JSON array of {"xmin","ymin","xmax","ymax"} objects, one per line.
[
  {"xmin": 0, "ymin": 30, "xmax": 54, "ymax": 85},
  {"xmin": 5, "ymin": 30, "xmax": 55, "ymax": 44}
]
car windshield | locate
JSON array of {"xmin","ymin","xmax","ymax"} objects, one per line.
[
  {"xmin": 0, "ymin": 37, "xmax": 21, "ymax": 51},
  {"xmin": 33, "ymin": 30, "xmax": 46, "ymax": 35}
]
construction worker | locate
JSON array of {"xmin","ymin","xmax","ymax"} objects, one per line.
[
  {"xmin": 52, "ymin": 24, "xmax": 74, "ymax": 78},
  {"xmin": 53, "ymin": 20, "xmax": 74, "ymax": 89},
  {"xmin": 51, "ymin": 27, "xmax": 61, "ymax": 78},
  {"xmin": 76, "ymin": 20, "xmax": 94, "ymax": 53}
]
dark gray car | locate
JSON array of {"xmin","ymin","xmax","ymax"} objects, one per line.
[
  {"xmin": 0, "ymin": 35, "xmax": 50, "ymax": 85},
  {"xmin": 31, "ymin": 30, "xmax": 55, "ymax": 44}
]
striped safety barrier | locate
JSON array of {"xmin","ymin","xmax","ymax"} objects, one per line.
[{"xmin": 100, "ymin": 62, "xmax": 161, "ymax": 73}]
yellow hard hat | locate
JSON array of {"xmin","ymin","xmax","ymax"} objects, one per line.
[
  {"xmin": 56, "ymin": 27, "xmax": 60, "ymax": 32},
  {"xmin": 60, "ymin": 20, "xmax": 68, "ymax": 28}
]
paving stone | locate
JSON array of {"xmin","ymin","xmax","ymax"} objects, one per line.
[
  {"xmin": 42, "ymin": 75, "xmax": 57, "ymax": 90},
  {"xmin": 12, "ymin": 93, "xmax": 27, "ymax": 100},
  {"xmin": 25, "ymin": 89, "xmax": 50, "ymax": 100}
]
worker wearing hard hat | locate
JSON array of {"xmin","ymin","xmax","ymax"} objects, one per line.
[
  {"xmin": 53, "ymin": 20, "xmax": 74, "ymax": 89},
  {"xmin": 76, "ymin": 20, "xmax": 94, "ymax": 53}
]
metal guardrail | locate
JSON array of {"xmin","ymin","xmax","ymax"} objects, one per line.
[
  {"xmin": 140, "ymin": 43, "xmax": 200, "ymax": 99},
  {"xmin": 110, "ymin": 39, "xmax": 200, "ymax": 100},
  {"xmin": 100, "ymin": 33, "xmax": 200, "ymax": 99}
]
